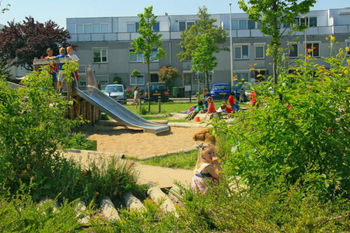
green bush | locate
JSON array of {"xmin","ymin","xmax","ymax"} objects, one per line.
[
  {"xmin": 0, "ymin": 193, "xmax": 85, "ymax": 232},
  {"xmin": 63, "ymin": 132, "xmax": 97, "ymax": 151},
  {"xmin": 213, "ymin": 52, "xmax": 350, "ymax": 199},
  {"xmin": 90, "ymin": 181, "xmax": 350, "ymax": 232},
  {"xmin": 0, "ymin": 66, "xmax": 146, "ymax": 203}
]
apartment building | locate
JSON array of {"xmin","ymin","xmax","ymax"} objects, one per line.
[{"xmin": 66, "ymin": 8, "xmax": 350, "ymax": 94}]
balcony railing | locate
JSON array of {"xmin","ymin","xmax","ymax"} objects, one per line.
[{"xmin": 68, "ymin": 25, "xmax": 350, "ymax": 42}]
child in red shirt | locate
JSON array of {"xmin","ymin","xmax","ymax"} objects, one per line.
[{"xmin": 207, "ymin": 96, "xmax": 216, "ymax": 113}]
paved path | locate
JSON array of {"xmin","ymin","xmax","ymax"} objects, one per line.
[{"xmin": 62, "ymin": 150, "xmax": 193, "ymax": 188}]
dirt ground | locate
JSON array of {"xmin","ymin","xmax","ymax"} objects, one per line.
[{"xmin": 80, "ymin": 125, "xmax": 203, "ymax": 159}]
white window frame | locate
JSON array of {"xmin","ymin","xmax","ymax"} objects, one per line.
[
  {"xmin": 77, "ymin": 24, "xmax": 84, "ymax": 33},
  {"xmin": 129, "ymin": 49, "xmax": 144, "ymax": 62},
  {"xmin": 179, "ymin": 21, "xmax": 195, "ymax": 31},
  {"xmin": 305, "ymin": 41, "xmax": 320, "ymax": 57},
  {"xmin": 93, "ymin": 48, "xmax": 108, "ymax": 63},
  {"xmin": 83, "ymin": 24, "xmax": 92, "ymax": 33},
  {"xmin": 93, "ymin": 24, "xmax": 101, "ymax": 33},
  {"xmin": 101, "ymin": 23, "xmax": 109, "ymax": 33},
  {"xmin": 130, "ymin": 74, "xmax": 145, "ymax": 86},
  {"xmin": 127, "ymin": 22, "xmax": 138, "ymax": 33},
  {"xmin": 234, "ymin": 44, "xmax": 249, "ymax": 59},
  {"xmin": 254, "ymin": 43, "xmax": 265, "ymax": 59}
]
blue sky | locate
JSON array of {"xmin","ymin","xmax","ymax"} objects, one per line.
[{"xmin": 1, "ymin": 0, "xmax": 349, "ymax": 28}]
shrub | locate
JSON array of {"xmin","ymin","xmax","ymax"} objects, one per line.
[
  {"xmin": 0, "ymin": 192, "xmax": 85, "ymax": 232},
  {"xmin": 0, "ymin": 65, "xmax": 147, "ymax": 203},
  {"xmin": 62, "ymin": 132, "xmax": 97, "ymax": 151},
  {"xmin": 213, "ymin": 52, "xmax": 350, "ymax": 199}
]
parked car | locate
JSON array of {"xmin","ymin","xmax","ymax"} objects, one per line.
[
  {"xmin": 210, "ymin": 83, "xmax": 231, "ymax": 100},
  {"xmin": 145, "ymin": 82, "xmax": 169, "ymax": 102},
  {"xmin": 104, "ymin": 84, "xmax": 126, "ymax": 104}
]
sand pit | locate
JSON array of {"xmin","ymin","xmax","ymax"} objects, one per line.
[{"xmin": 80, "ymin": 125, "xmax": 203, "ymax": 159}]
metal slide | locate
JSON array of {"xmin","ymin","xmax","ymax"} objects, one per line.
[{"xmin": 74, "ymin": 67, "xmax": 170, "ymax": 134}]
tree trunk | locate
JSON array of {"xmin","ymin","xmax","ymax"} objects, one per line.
[
  {"xmin": 197, "ymin": 73, "xmax": 200, "ymax": 101},
  {"xmin": 147, "ymin": 61, "xmax": 151, "ymax": 112},
  {"xmin": 205, "ymin": 71, "xmax": 210, "ymax": 90}
]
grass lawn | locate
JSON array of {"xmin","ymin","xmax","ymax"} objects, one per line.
[
  {"xmin": 138, "ymin": 150, "xmax": 198, "ymax": 170},
  {"xmin": 125, "ymin": 100, "xmax": 229, "ymax": 115}
]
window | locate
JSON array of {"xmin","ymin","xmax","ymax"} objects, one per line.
[
  {"xmin": 130, "ymin": 75, "xmax": 145, "ymax": 85},
  {"xmin": 255, "ymin": 44, "xmax": 264, "ymax": 59},
  {"xmin": 93, "ymin": 24, "xmax": 100, "ymax": 33},
  {"xmin": 232, "ymin": 20, "xmax": 239, "ymax": 30},
  {"xmin": 306, "ymin": 42, "xmax": 319, "ymax": 57},
  {"xmin": 179, "ymin": 21, "xmax": 195, "ymax": 31},
  {"xmin": 93, "ymin": 48, "xmax": 108, "ymax": 63},
  {"xmin": 295, "ymin": 17, "xmax": 317, "ymax": 27},
  {"xmin": 84, "ymin": 24, "xmax": 92, "ymax": 33},
  {"xmin": 127, "ymin": 23, "xmax": 138, "ymax": 32},
  {"xmin": 309, "ymin": 17, "xmax": 317, "ymax": 27},
  {"xmin": 101, "ymin": 24, "xmax": 109, "ymax": 33},
  {"xmin": 153, "ymin": 22, "xmax": 160, "ymax": 32},
  {"xmin": 289, "ymin": 44, "xmax": 298, "ymax": 57},
  {"xmin": 239, "ymin": 20, "xmax": 247, "ymax": 29},
  {"xmin": 300, "ymin": 17, "xmax": 309, "ymax": 26},
  {"xmin": 151, "ymin": 49, "xmax": 159, "ymax": 62},
  {"xmin": 235, "ymin": 45, "xmax": 249, "ymax": 59},
  {"xmin": 248, "ymin": 20, "xmax": 255, "ymax": 29},
  {"xmin": 129, "ymin": 49, "xmax": 143, "ymax": 62},
  {"xmin": 232, "ymin": 19, "xmax": 255, "ymax": 30},
  {"xmin": 77, "ymin": 24, "xmax": 84, "ymax": 33}
]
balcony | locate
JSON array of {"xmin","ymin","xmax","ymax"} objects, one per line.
[{"xmin": 68, "ymin": 25, "xmax": 350, "ymax": 42}]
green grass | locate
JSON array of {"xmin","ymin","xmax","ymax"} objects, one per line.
[{"xmin": 139, "ymin": 150, "xmax": 198, "ymax": 170}]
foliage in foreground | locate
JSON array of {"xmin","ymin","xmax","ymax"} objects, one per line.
[
  {"xmin": 90, "ymin": 181, "xmax": 350, "ymax": 232},
  {"xmin": 214, "ymin": 53, "xmax": 350, "ymax": 199},
  {"xmin": 0, "ymin": 193, "xmax": 84, "ymax": 233},
  {"xmin": 0, "ymin": 67, "xmax": 146, "ymax": 203}
]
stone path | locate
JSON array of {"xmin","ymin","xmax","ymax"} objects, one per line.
[{"xmin": 62, "ymin": 150, "xmax": 193, "ymax": 188}]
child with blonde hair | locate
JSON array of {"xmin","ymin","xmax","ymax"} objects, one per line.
[{"xmin": 191, "ymin": 143, "xmax": 221, "ymax": 194}]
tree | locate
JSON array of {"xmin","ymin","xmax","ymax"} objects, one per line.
[
  {"xmin": 178, "ymin": 6, "xmax": 226, "ymax": 90},
  {"xmin": 130, "ymin": 6, "xmax": 165, "ymax": 112},
  {"xmin": 192, "ymin": 33, "xmax": 217, "ymax": 92},
  {"xmin": 238, "ymin": 0, "xmax": 316, "ymax": 83},
  {"xmin": 0, "ymin": 17, "xmax": 70, "ymax": 71},
  {"xmin": 158, "ymin": 66, "xmax": 178, "ymax": 90}
]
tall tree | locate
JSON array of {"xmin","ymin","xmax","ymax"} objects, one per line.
[
  {"xmin": 178, "ymin": 6, "xmax": 226, "ymax": 90},
  {"xmin": 192, "ymin": 33, "xmax": 217, "ymax": 92},
  {"xmin": 0, "ymin": 17, "xmax": 70, "ymax": 71},
  {"xmin": 130, "ymin": 6, "xmax": 165, "ymax": 112},
  {"xmin": 238, "ymin": 0, "xmax": 316, "ymax": 83}
]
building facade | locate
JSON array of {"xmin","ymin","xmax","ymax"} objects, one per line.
[{"xmin": 66, "ymin": 8, "xmax": 350, "ymax": 94}]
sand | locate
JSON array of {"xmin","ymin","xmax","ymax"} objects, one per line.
[{"xmin": 81, "ymin": 125, "xmax": 202, "ymax": 159}]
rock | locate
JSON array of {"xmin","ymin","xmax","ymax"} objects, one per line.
[
  {"xmin": 123, "ymin": 192, "xmax": 145, "ymax": 211},
  {"xmin": 100, "ymin": 196, "xmax": 120, "ymax": 221},
  {"xmin": 147, "ymin": 187, "xmax": 178, "ymax": 217}
]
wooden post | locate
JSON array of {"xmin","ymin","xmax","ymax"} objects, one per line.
[{"xmin": 158, "ymin": 96, "xmax": 161, "ymax": 113}]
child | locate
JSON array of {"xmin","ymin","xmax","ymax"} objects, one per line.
[
  {"xmin": 228, "ymin": 91, "xmax": 239, "ymax": 112},
  {"xmin": 217, "ymin": 102, "xmax": 227, "ymax": 113},
  {"xmin": 191, "ymin": 143, "xmax": 221, "ymax": 194},
  {"xmin": 203, "ymin": 88, "xmax": 211, "ymax": 111},
  {"xmin": 193, "ymin": 128, "xmax": 216, "ymax": 145},
  {"xmin": 50, "ymin": 47, "xmax": 66, "ymax": 91},
  {"xmin": 133, "ymin": 86, "xmax": 140, "ymax": 109},
  {"xmin": 188, "ymin": 100, "xmax": 205, "ymax": 120},
  {"xmin": 206, "ymin": 96, "xmax": 216, "ymax": 114},
  {"xmin": 250, "ymin": 91, "xmax": 257, "ymax": 107}
]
